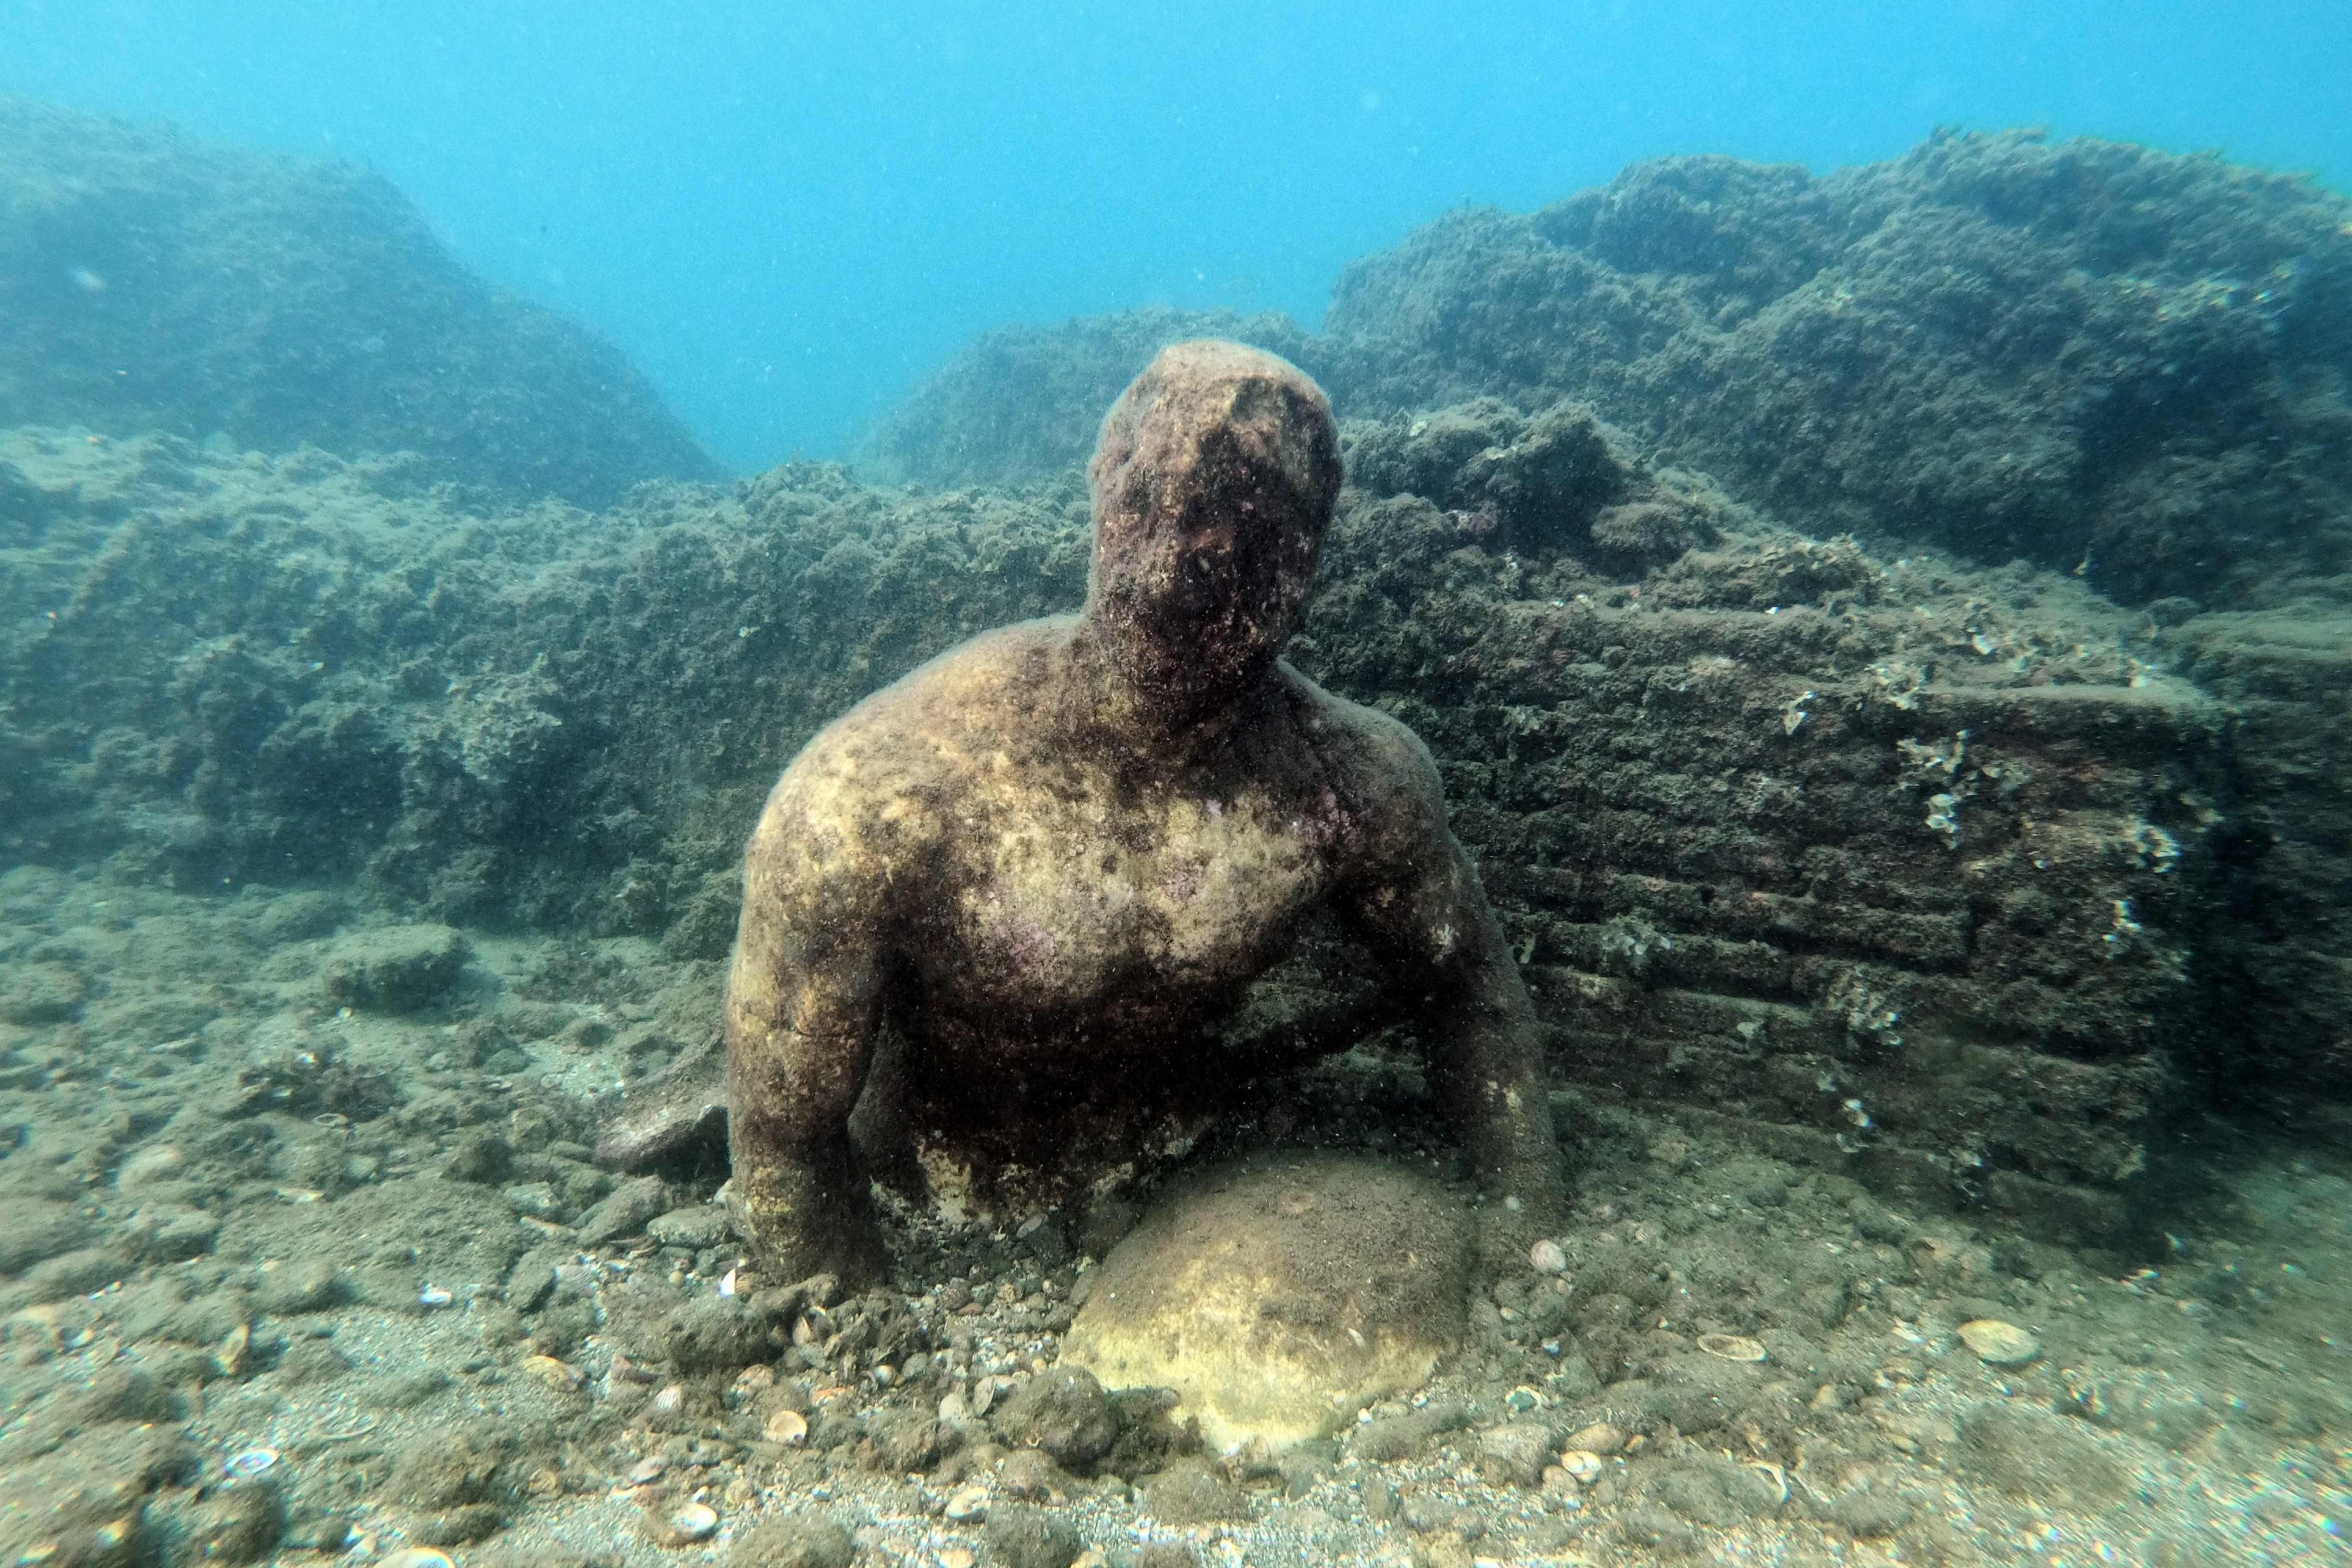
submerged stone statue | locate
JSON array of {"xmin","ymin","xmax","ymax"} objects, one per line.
[{"xmin": 619, "ymin": 340, "xmax": 1565, "ymax": 1286}]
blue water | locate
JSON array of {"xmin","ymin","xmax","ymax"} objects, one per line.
[{"xmin": 3, "ymin": 0, "xmax": 2347, "ymax": 470}]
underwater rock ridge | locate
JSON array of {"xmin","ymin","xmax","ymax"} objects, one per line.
[
  {"xmin": 0, "ymin": 96, "xmax": 721, "ymax": 505},
  {"xmin": 863, "ymin": 128, "xmax": 2352, "ymax": 614}
]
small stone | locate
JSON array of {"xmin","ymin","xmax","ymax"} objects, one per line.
[
  {"xmin": 441, "ymin": 1132, "xmax": 511, "ymax": 1185},
  {"xmin": 728, "ymin": 1513, "xmax": 855, "ymax": 1568},
  {"xmin": 985, "ymin": 1501, "xmax": 1083, "ymax": 1568},
  {"xmin": 1529, "ymin": 1239, "xmax": 1567, "ymax": 1274},
  {"xmin": 1958, "ymin": 1319, "xmax": 2040, "ymax": 1365},
  {"xmin": 255, "ymin": 1257, "xmax": 344, "ymax": 1316},
  {"xmin": 0, "ymin": 1198, "xmax": 95, "ymax": 1274},
  {"xmin": 524, "ymin": 1354, "xmax": 585, "ymax": 1392},
  {"xmin": 1566, "ymin": 1421, "xmax": 1628, "ymax": 1454},
  {"xmin": 319, "ymin": 924, "xmax": 470, "ymax": 1013},
  {"xmin": 1560, "ymin": 1450, "xmax": 1603, "ymax": 1484},
  {"xmin": 1477, "ymin": 1421, "xmax": 1555, "ymax": 1486},
  {"xmin": 576, "ymin": 1174, "xmax": 669, "ymax": 1246},
  {"xmin": 662, "ymin": 1294, "xmax": 778, "ymax": 1374},
  {"xmin": 943, "ymin": 1485, "xmax": 989, "ymax": 1523},
  {"xmin": 648, "ymin": 1205, "xmax": 735, "ymax": 1250},
  {"xmin": 1139, "ymin": 1457, "xmax": 1250, "ymax": 1526},
  {"xmin": 989, "ymin": 1367, "xmax": 1118, "ymax": 1472}
]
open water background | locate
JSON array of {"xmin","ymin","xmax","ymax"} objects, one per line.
[{"xmin": 4, "ymin": 0, "xmax": 2347, "ymax": 468}]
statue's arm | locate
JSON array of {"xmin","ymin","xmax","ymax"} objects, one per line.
[
  {"xmin": 1337, "ymin": 713, "xmax": 1568, "ymax": 1252},
  {"xmin": 724, "ymin": 772, "xmax": 889, "ymax": 1287}
]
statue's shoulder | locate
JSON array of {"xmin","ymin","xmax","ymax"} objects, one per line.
[
  {"xmin": 1274, "ymin": 662, "xmax": 1443, "ymax": 800},
  {"xmin": 772, "ymin": 616, "xmax": 1076, "ymax": 808}
]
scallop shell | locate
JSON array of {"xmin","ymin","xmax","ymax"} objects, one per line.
[
  {"xmin": 662, "ymin": 1501, "xmax": 720, "ymax": 1544},
  {"xmin": 762, "ymin": 1407, "xmax": 808, "ymax": 1445},
  {"xmin": 1696, "ymin": 1333, "xmax": 1769, "ymax": 1363},
  {"xmin": 223, "ymin": 1446, "xmax": 278, "ymax": 1479}
]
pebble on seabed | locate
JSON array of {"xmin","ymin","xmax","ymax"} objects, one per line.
[
  {"xmin": 1958, "ymin": 1318, "xmax": 2042, "ymax": 1365},
  {"xmin": 1529, "ymin": 1239, "xmax": 1568, "ymax": 1274}
]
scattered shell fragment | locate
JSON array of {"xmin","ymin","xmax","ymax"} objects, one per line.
[
  {"xmin": 1529, "ymin": 1238, "xmax": 1568, "ymax": 1275},
  {"xmin": 943, "ymin": 1485, "xmax": 989, "ymax": 1523},
  {"xmin": 1958, "ymin": 1319, "xmax": 2041, "ymax": 1365},
  {"xmin": 379, "ymin": 1552, "xmax": 455, "ymax": 1568},
  {"xmin": 651, "ymin": 1384, "xmax": 685, "ymax": 1417},
  {"xmin": 223, "ymin": 1446, "xmax": 278, "ymax": 1479},
  {"xmin": 1696, "ymin": 1333, "xmax": 1769, "ymax": 1363},
  {"xmin": 763, "ymin": 1408, "xmax": 808, "ymax": 1446},
  {"xmin": 938, "ymin": 1551, "xmax": 978, "ymax": 1568},
  {"xmin": 655, "ymin": 1501, "xmax": 720, "ymax": 1545},
  {"xmin": 417, "ymin": 1286, "xmax": 455, "ymax": 1309},
  {"xmin": 626, "ymin": 1456, "xmax": 670, "ymax": 1486},
  {"xmin": 968, "ymin": 1380, "xmax": 996, "ymax": 1417},
  {"xmin": 213, "ymin": 1322, "xmax": 252, "ymax": 1377},
  {"xmin": 1559, "ymin": 1449, "xmax": 1603, "ymax": 1485}
]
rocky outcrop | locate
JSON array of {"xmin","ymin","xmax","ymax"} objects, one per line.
[{"xmin": 0, "ymin": 98, "xmax": 720, "ymax": 505}]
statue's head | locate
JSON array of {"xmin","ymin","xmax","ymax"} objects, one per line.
[{"xmin": 1084, "ymin": 340, "xmax": 1341, "ymax": 721}]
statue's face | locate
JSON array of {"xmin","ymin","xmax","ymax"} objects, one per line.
[{"xmin": 1085, "ymin": 341, "xmax": 1341, "ymax": 720}]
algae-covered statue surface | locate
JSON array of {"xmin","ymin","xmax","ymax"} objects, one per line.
[{"xmin": 723, "ymin": 340, "xmax": 1566, "ymax": 1286}]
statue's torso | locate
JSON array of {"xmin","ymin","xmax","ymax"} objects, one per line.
[{"xmin": 836, "ymin": 622, "xmax": 1376, "ymax": 1065}]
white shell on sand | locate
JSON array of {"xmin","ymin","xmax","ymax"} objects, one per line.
[
  {"xmin": 1061, "ymin": 1154, "xmax": 1472, "ymax": 1451},
  {"xmin": 662, "ymin": 1501, "xmax": 720, "ymax": 1543}
]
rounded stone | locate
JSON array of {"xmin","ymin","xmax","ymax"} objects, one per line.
[
  {"xmin": 1060, "ymin": 1153, "xmax": 1472, "ymax": 1451},
  {"xmin": 1958, "ymin": 1318, "xmax": 2041, "ymax": 1365}
]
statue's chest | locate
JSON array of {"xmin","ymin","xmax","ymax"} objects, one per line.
[{"xmin": 921, "ymin": 786, "xmax": 1342, "ymax": 1013}]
